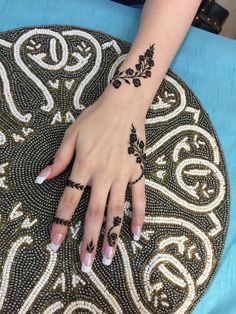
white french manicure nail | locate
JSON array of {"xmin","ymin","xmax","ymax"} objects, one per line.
[
  {"xmin": 133, "ymin": 225, "xmax": 142, "ymax": 241},
  {"xmin": 35, "ymin": 166, "xmax": 51, "ymax": 184},
  {"xmin": 49, "ymin": 233, "xmax": 64, "ymax": 252},
  {"xmin": 102, "ymin": 245, "xmax": 114, "ymax": 266},
  {"xmin": 81, "ymin": 253, "xmax": 93, "ymax": 273}
]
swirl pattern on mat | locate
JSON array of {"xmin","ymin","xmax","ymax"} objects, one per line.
[{"xmin": 0, "ymin": 26, "xmax": 229, "ymax": 314}]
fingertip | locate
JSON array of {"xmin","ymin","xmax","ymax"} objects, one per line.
[
  {"xmin": 35, "ymin": 165, "xmax": 52, "ymax": 184},
  {"xmin": 49, "ymin": 225, "xmax": 67, "ymax": 252},
  {"xmin": 80, "ymin": 248, "xmax": 96, "ymax": 273},
  {"xmin": 131, "ymin": 223, "xmax": 142, "ymax": 241},
  {"xmin": 49, "ymin": 233, "xmax": 64, "ymax": 252}
]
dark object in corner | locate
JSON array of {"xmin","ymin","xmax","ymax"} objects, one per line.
[
  {"xmin": 192, "ymin": 0, "xmax": 229, "ymax": 34},
  {"xmin": 112, "ymin": 0, "xmax": 229, "ymax": 35}
]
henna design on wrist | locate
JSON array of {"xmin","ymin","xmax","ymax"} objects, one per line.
[
  {"xmin": 110, "ymin": 43, "xmax": 155, "ymax": 89},
  {"xmin": 86, "ymin": 239, "xmax": 95, "ymax": 253},
  {"xmin": 107, "ymin": 216, "xmax": 122, "ymax": 246},
  {"xmin": 128, "ymin": 123, "xmax": 146, "ymax": 172}
]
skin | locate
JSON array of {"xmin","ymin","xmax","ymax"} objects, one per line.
[
  {"xmin": 36, "ymin": 0, "xmax": 202, "ymax": 268},
  {"xmin": 49, "ymin": 90, "xmax": 147, "ymax": 263}
]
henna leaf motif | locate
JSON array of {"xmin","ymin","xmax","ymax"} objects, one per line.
[
  {"xmin": 87, "ymin": 239, "xmax": 95, "ymax": 253},
  {"xmin": 110, "ymin": 44, "xmax": 156, "ymax": 88},
  {"xmin": 127, "ymin": 124, "xmax": 146, "ymax": 171},
  {"xmin": 66, "ymin": 179, "xmax": 84, "ymax": 190}
]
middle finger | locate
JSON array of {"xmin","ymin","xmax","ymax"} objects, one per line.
[
  {"xmin": 101, "ymin": 178, "xmax": 128, "ymax": 266},
  {"xmin": 79, "ymin": 176, "xmax": 111, "ymax": 273}
]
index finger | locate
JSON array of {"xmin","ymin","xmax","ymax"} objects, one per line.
[{"xmin": 49, "ymin": 167, "xmax": 89, "ymax": 252}]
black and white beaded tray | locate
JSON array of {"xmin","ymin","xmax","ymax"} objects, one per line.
[{"xmin": 0, "ymin": 25, "xmax": 230, "ymax": 314}]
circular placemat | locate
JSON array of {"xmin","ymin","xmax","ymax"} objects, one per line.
[{"xmin": 0, "ymin": 25, "xmax": 230, "ymax": 314}]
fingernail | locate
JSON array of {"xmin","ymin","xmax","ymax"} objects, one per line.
[
  {"xmin": 81, "ymin": 252, "xmax": 93, "ymax": 273},
  {"xmin": 102, "ymin": 245, "xmax": 114, "ymax": 266},
  {"xmin": 133, "ymin": 224, "xmax": 142, "ymax": 241},
  {"xmin": 49, "ymin": 233, "xmax": 64, "ymax": 252},
  {"xmin": 35, "ymin": 165, "xmax": 52, "ymax": 184}
]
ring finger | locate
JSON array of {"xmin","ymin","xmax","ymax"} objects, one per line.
[
  {"xmin": 101, "ymin": 178, "xmax": 128, "ymax": 266},
  {"xmin": 79, "ymin": 176, "xmax": 111, "ymax": 273}
]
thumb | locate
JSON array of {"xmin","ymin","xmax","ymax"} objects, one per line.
[{"xmin": 35, "ymin": 127, "xmax": 78, "ymax": 184}]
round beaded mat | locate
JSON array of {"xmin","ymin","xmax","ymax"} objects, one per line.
[{"xmin": 0, "ymin": 26, "xmax": 230, "ymax": 314}]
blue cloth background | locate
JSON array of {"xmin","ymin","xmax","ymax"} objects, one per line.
[
  {"xmin": 112, "ymin": 0, "xmax": 144, "ymax": 9},
  {"xmin": 0, "ymin": 0, "xmax": 235, "ymax": 313}
]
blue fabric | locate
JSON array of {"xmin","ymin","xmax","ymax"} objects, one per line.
[
  {"xmin": 111, "ymin": 0, "xmax": 144, "ymax": 9},
  {"xmin": 0, "ymin": 0, "xmax": 235, "ymax": 313}
]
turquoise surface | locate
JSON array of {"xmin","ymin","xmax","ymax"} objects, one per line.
[{"xmin": 0, "ymin": 0, "xmax": 235, "ymax": 313}]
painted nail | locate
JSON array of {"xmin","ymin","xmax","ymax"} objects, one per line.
[
  {"xmin": 133, "ymin": 225, "xmax": 142, "ymax": 241},
  {"xmin": 49, "ymin": 233, "xmax": 64, "ymax": 252},
  {"xmin": 35, "ymin": 165, "xmax": 51, "ymax": 184},
  {"xmin": 102, "ymin": 245, "xmax": 114, "ymax": 266},
  {"xmin": 81, "ymin": 252, "xmax": 93, "ymax": 273}
]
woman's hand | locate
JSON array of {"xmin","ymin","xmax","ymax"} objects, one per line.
[{"xmin": 35, "ymin": 87, "xmax": 147, "ymax": 272}]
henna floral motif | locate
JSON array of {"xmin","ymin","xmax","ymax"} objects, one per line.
[
  {"xmin": 86, "ymin": 239, "xmax": 95, "ymax": 253},
  {"xmin": 110, "ymin": 43, "xmax": 155, "ymax": 89},
  {"xmin": 107, "ymin": 216, "xmax": 122, "ymax": 246},
  {"xmin": 108, "ymin": 233, "xmax": 117, "ymax": 246},
  {"xmin": 128, "ymin": 123, "xmax": 146, "ymax": 171}
]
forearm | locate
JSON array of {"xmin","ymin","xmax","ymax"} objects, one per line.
[{"xmin": 104, "ymin": 0, "xmax": 202, "ymax": 113}]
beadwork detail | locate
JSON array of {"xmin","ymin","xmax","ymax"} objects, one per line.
[{"xmin": 0, "ymin": 26, "xmax": 229, "ymax": 314}]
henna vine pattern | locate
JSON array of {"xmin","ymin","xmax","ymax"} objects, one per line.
[
  {"xmin": 52, "ymin": 217, "xmax": 71, "ymax": 227},
  {"xmin": 110, "ymin": 43, "xmax": 155, "ymax": 89},
  {"xmin": 107, "ymin": 216, "xmax": 122, "ymax": 246},
  {"xmin": 66, "ymin": 179, "xmax": 85, "ymax": 190},
  {"xmin": 86, "ymin": 239, "xmax": 95, "ymax": 253},
  {"xmin": 128, "ymin": 123, "xmax": 146, "ymax": 172}
]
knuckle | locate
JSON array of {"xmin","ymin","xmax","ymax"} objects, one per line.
[
  {"xmin": 86, "ymin": 206, "xmax": 102, "ymax": 220},
  {"xmin": 94, "ymin": 173, "xmax": 111, "ymax": 187},
  {"xmin": 60, "ymin": 192, "xmax": 78, "ymax": 207},
  {"xmin": 109, "ymin": 201, "xmax": 124, "ymax": 213},
  {"xmin": 80, "ymin": 160, "xmax": 92, "ymax": 171}
]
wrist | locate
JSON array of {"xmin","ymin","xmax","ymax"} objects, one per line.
[
  {"xmin": 101, "ymin": 44, "xmax": 163, "ymax": 115},
  {"xmin": 102, "ymin": 82, "xmax": 155, "ymax": 117}
]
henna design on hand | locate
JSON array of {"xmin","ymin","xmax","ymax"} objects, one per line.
[
  {"xmin": 128, "ymin": 123, "xmax": 146, "ymax": 172},
  {"xmin": 66, "ymin": 179, "xmax": 85, "ymax": 190},
  {"xmin": 52, "ymin": 216, "xmax": 71, "ymax": 227},
  {"xmin": 110, "ymin": 43, "xmax": 155, "ymax": 89},
  {"xmin": 86, "ymin": 239, "xmax": 95, "ymax": 253},
  {"xmin": 107, "ymin": 216, "xmax": 122, "ymax": 246}
]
